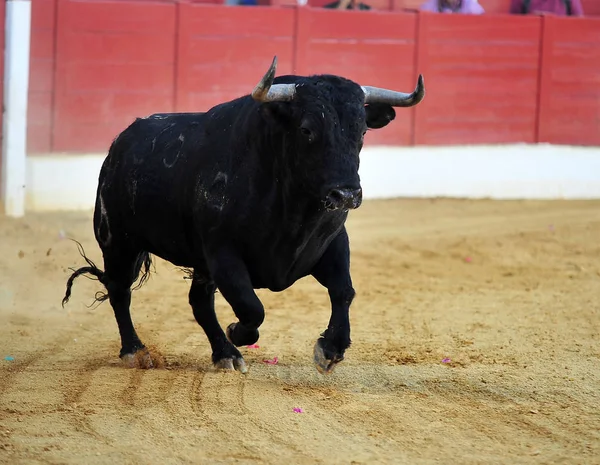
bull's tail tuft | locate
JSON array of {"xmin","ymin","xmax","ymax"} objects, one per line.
[{"xmin": 62, "ymin": 240, "xmax": 108, "ymax": 308}]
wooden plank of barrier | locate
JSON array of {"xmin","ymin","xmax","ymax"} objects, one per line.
[
  {"xmin": 295, "ymin": 7, "xmax": 419, "ymax": 145},
  {"xmin": 537, "ymin": 16, "xmax": 600, "ymax": 146},
  {"xmin": 414, "ymin": 12, "xmax": 542, "ymax": 145},
  {"xmin": 52, "ymin": 0, "xmax": 177, "ymax": 153},
  {"xmin": 28, "ymin": 0, "xmax": 57, "ymax": 154},
  {"xmin": 581, "ymin": 0, "xmax": 600, "ymax": 16},
  {"xmin": 175, "ymin": 4, "xmax": 295, "ymax": 113},
  {"xmin": 478, "ymin": 0, "xmax": 511, "ymax": 14},
  {"xmin": 392, "ymin": 0, "xmax": 422, "ymax": 11}
]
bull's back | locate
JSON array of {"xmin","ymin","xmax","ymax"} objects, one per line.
[{"xmin": 96, "ymin": 113, "xmax": 212, "ymax": 265}]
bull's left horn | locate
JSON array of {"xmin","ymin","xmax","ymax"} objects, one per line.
[
  {"xmin": 361, "ymin": 74, "xmax": 425, "ymax": 107},
  {"xmin": 251, "ymin": 55, "xmax": 296, "ymax": 103}
]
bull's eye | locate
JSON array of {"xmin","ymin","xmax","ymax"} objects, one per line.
[{"xmin": 300, "ymin": 126, "xmax": 314, "ymax": 143}]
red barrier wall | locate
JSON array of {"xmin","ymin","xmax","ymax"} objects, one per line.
[
  {"xmin": 538, "ymin": 16, "xmax": 600, "ymax": 146},
  {"xmin": 581, "ymin": 0, "xmax": 600, "ymax": 16},
  {"xmin": 17, "ymin": 1, "xmax": 600, "ymax": 155},
  {"xmin": 478, "ymin": 0, "xmax": 511, "ymax": 13},
  {"xmin": 52, "ymin": 0, "xmax": 177, "ymax": 152},
  {"xmin": 176, "ymin": 4, "xmax": 295, "ymax": 112},
  {"xmin": 28, "ymin": 0, "xmax": 57, "ymax": 154},
  {"xmin": 414, "ymin": 12, "xmax": 542, "ymax": 145},
  {"xmin": 296, "ymin": 8, "xmax": 418, "ymax": 145}
]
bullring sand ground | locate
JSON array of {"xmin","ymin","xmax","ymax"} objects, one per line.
[{"xmin": 0, "ymin": 198, "xmax": 599, "ymax": 464}]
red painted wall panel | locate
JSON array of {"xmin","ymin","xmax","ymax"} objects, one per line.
[
  {"xmin": 479, "ymin": 0, "xmax": 511, "ymax": 13},
  {"xmin": 52, "ymin": 0, "xmax": 177, "ymax": 152},
  {"xmin": 28, "ymin": 0, "xmax": 57, "ymax": 154},
  {"xmin": 176, "ymin": 4, "xmax": 295, "ymax": 112},
  {"xmin": 296, "ymin": 8, "xmax": 418, "ymax": 145},
  {"xmin": 537, "ymin": 16, "xmax": 600, "ymax": 146},
  {"xmin": 393, "ymin": 0, "xmax": 421, "ymax": 10},
  {"xmin": 269, "ymin": 0, "xmax": 299, "ymax": 6},
  {"xmin": 414, "ymin": 12, "xmax": 542, "ymax": 145},
  {"xmin": 581, "ymin": 0, "xmax": 600, "ymax": 16}
]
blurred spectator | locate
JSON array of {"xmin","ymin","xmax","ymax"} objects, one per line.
[
  {"xmin": 323, "ymin": 0, "xmax": 372, "ymax": 10},
  {"xmin": 225, "ymin": 0, "xmax": 258, "ymax": 5},
  {"xmin": 420, "ymin": 0, "xmax": 484, "ymax": 14},
  {"xmin": 510, "ymin": 0, "xmax": 583, "ymax": 16}
]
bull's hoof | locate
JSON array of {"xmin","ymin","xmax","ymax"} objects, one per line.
[
  {"xmin": 214, "ymin": 356, "xmax": 248, "ymax": 374},
  {"xmin": 212, "ymin": 344, "xmax": 248, "ymax": 374},
  {"xmin": 226, "ymin": 322, "xmax": 259, "ymax": 347},
  {"xmin": 120, "ymin": 347, "xmax": 155, "ymax": 369},
  {"xmin": 313, "ymin": 338, "xmax": 344, "ymax": 375}
]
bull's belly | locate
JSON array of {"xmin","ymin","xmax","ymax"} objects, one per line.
[
  {"xmin": 241, "ymin": 223, "xmax": 341, "ymax": 292},
  {"xmin": 247, "ymin": 268, "xmax": 310, "ymax": 292},
  {"xmin": 148, "ymin": 247, "xmax": 197, "ymax": 269},
  {"xmin": 141, "ymin": 244, "xmax": 318, "ymax": 291},
  {"xmin": 248, "ymin": 268, "xmax": 313, "ymax": 292},
  {"xmin": 243, "ymin": 245, "xmax": 330, "ymax": 292},
  {"xmin": 129, "ymin": 222, "xmax": 201, "ymax": 269},
  {"xmin": 126, "ymin": 212, "xmax": 338, "ymax": 290}
]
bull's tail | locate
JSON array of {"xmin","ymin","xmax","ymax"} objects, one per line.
[{"xmin": 62, "ymin": 240, "xmax": 109, "ymax": 308}]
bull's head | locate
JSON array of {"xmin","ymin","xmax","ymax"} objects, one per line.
[{"xmin": 251, "ymin": 56, "xmax": 425, "ymax": 212}]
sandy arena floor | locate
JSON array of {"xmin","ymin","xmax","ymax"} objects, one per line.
[{"xmin": 0, "ymin": 198, "xmax": 599, "ymax": 464}]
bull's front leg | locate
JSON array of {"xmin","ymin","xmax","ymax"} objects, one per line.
[
  {"xmin": 311, "ymin": 228, "xmax": 355, "ymax": 375},
  {"xmin": 208, "ymin": 248, "xmax": 265, "ymax": 350}
]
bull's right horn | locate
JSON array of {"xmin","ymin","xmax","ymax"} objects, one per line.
[
  {"xmin": 251, "ymin": 56, "xmax": 296, "ymax": 103},
  {"xmin": 361, "ymin": 74, "xmax": 425, "ymax": 107}
]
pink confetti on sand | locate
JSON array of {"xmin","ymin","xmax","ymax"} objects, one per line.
[
  {"xmin": 293, "ymin": 407, "xmax": 304, "ymax": 413},
  {"xmin": 442, "ymin": 358, "xmax": 451, "ymax": 363},
  {"xmin": 464, "ymin": 257, "xmax": 472, "ymax": 263},
  {"xmin": 263, "ymin": 356, "xmax": 278, "ymax": 365},
  {"xmin": 246, "ymin": 344, "xmax": 260, "ymax": 349}
]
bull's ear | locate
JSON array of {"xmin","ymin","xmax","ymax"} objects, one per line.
[
  {"xmin": 260, "ymin": 102, "xmax": 292, "ymax": 127},
  {"xmin": 365, "ymin": 103, "xmax": 396, "ymax": 129}
]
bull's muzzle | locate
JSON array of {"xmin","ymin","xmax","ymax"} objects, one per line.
[{"xmin": 325, "ymin": 187, "xmax": 363, "ymax": 211}]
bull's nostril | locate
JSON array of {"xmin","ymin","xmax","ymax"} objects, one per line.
[
  {"xmin": 325, "ymin": 187, "xmax": 362, "ymax": 210},
  {"xmin": 328, "ymin": 189, "xmax": 346, "ymax": 204}
]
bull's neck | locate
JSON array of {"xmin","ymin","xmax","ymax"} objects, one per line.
[{"xmin": 255, "ymin": 128, "xmax": 322, "ymax": 220}]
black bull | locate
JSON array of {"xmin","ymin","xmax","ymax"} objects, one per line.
[{"xmin": 62, "ymin": 56, "xmax": 425, "ymax": 374}]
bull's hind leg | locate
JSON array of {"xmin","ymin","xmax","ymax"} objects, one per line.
[
  {"xmin": 102, "ymin": 248, "xmax": 154, "ymax": 369},
  {"xmin": 188, "ymin": 273, "xmax": 247, "ymax": 373},
  {"xmin": 311, "ymin": 229, "xmax": 355, "ymax": 375}
]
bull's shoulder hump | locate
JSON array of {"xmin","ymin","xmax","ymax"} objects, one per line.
[
  {"xmin": 142, "ymin": 111, "xmax": 206, "ymax": 121},
  {"xmin": 125, "ymin": 112, "xmax": 207, "ymax": 134},
  {"xmin": 112, "ymin": 112, "xmax": 207, "ymax": 155}
]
